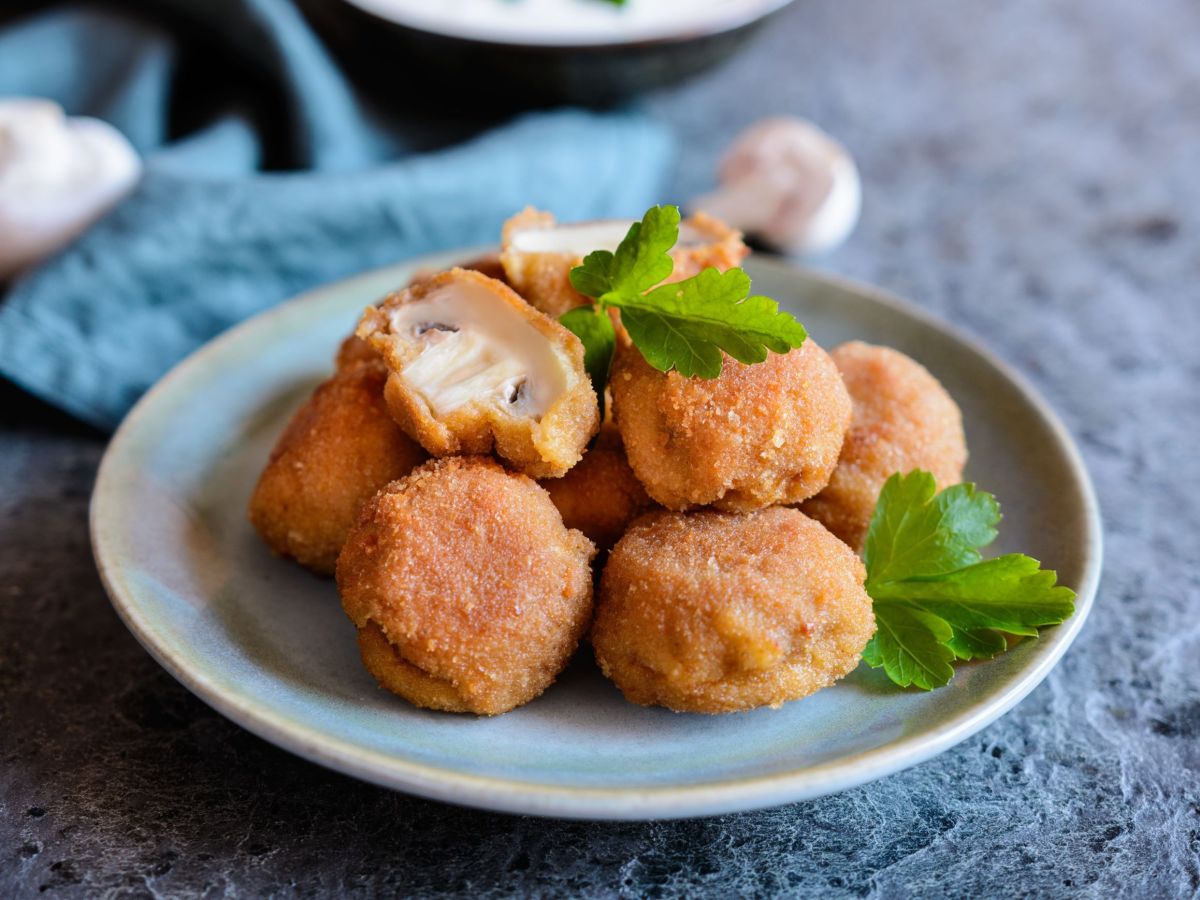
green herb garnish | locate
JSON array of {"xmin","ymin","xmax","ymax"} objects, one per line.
[
  {"xmin": 559, "ymin": 205, "xmax": 807, "ymax": 398},
  {"xmin": 559, "ymin": 305, "xmax": 616, "ymax": 420},
  {"xmin": 862, "ymin": 470, "xmax": 1077, "ymax": 690}
]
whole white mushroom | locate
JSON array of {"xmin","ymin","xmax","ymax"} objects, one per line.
[
  {"xmin": 0, "ymin": 99, "xmax": 141, "ymax": 280},
  {"xmin": 691, "ymin": 117, "xmax": 861, "ymax": 257}
]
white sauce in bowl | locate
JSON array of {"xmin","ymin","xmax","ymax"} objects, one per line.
[{"xmin": 344, "ymin": 0, "xmax": 794, "ymax": 48}]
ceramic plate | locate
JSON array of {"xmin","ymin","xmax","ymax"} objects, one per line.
[{"xmin": 91, "ymin": 252, "xmax": 1101, "ymax": 820}]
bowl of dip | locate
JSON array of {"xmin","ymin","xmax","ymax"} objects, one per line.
[{"xmin": 304, "ymin": 0, "xmax": 798, "ymax": 104}]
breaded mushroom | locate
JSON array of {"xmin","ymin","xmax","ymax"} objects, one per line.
[
  {"xmin": 334, "ymin": 334, "xmax": 378, "ymax": 370},
  {"xmin": 333, "ymin": 254, "xmax": 511, "ymax": 371},
  {"xmin": 610, "ymin": 337, "xmax": 851, "ymax": 512},
  {"xmin": 592, "ymin": 508, "xmax": 875, "ymax": 713},
  {"xmin": 248, "ymin": 361, "xmax": 428, "ymax": 574},
  {"xmin": 540, "ymin": 424, "xmax": 657, "ymax": 556},
  {"xmin": 356, "ymin": 268, "xmax": 600, "ymax": 478},
  {"xmin": 499, "ymin": 207, "xmax": 749, "ymax": 318},
  {"xmin": 337, "ymin": 457, "xmax": 596, "ymax": 715},
  {"xmin": 803, "ymin": 341, "xmax": 968, "ymax": 551}
]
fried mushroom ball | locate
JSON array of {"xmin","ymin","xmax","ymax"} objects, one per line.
[
  {"xmin": 499, "ymin": 207, "xmax": 749, "ymax": 318},
  {"xmin": 802, "ymin": 341, "xmax": 967, "ymax": 550},
  {"xmin": 610, "ymin": 337, "xmax": 851, "ymax": 512},
  {"xmin": 334, "ymin": 334, "xmax": 377, "ymax": 370},
  {"xmin": 356, "ymin": 268, "xmax": 600, "ymax": 478},
  {"xmin": 247, "ymin": 360, "xmax": 428, "ymax": 575},
  {"xmin": 592, "ymin": 508, "xmax": 875, "ymax": 713},
  {"xmin": 540, "ymin": 424, "xmax": 657, "ymax": 556},
  {"xmin": 336, "ymin": 457, "xmax": 596, "ymax": 715}
]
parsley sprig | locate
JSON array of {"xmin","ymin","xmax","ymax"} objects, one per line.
[
  {"xmin": 862, "ymin": 471, "xmax": 1077, "ymax": 690},
  {"xmin": 559, "ymin": 205, "xmax": 807, "ymax": 404}
]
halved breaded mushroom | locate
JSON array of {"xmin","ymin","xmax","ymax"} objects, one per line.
[
  {"xmin": 802, "ymin": 341, "xmax": 968, "ymax": 551},
  {"xmin": 336, "ymin": 457, "xmax": 596, "ymax": 716},
  {"xmin": 356, "ymin": 268, "xmax": 600, "ymax": 479},
  {"xmin": 335, "ymin": 254, "xmax": 511, "ymax": 371},
  {"xmin": 499, "ymin": 207, "xmax": 749, "ymax": 318},
  {"xmin": 592, "ymin": 508, "xmax": 875, "ymax": 713}
]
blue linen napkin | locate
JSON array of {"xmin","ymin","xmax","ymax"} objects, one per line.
[{"xmin": 0, "ymin": 2, "xmax": 675, "ymax": 429}]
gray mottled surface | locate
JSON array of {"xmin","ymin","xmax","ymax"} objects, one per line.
[{"xmin": 3, "ymin": 0, "xmax": 1199, "ymax": 896}]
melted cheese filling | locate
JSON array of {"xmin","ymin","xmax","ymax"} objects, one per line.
[{"xmin": 387, "ymin": 281, "xmax": 568, "ymax": 418}]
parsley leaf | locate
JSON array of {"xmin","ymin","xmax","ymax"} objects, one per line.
[
  {"xmin": 568, "ymin": 204, "xmax": 677, "ymax": 303},
  {"xmin": 944, "ymin": 626, "xmax": 1008, "ymax": 661},
  {"xmin": 559, "ymin": 306, "xmax": 616, "ymax": 419},
  {"xmin": 862, "ymin": 603, "xmax": 956, "ymax": 691},
  {"xmin": 864, "ymin": 472, "xmax": 999, "ymax": 586},
  {"xmin": 562, "ymin": 204, "xmax": 807, "ymax": 390},
  {"xmin": 873, "ymin": 554, "xmax": 1077, "ymax": 635},
  {"xmin": 862, "ymin": 471, "xmax": 1076, "ymax": 690},
  {"xmin": 620, "ymin": 269, "xmax": 808, "ymax": 378}
]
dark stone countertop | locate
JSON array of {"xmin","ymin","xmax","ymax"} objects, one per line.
[{"xmin": 2, "ymin": 0, "xmax": 1199, "ymax": 896}]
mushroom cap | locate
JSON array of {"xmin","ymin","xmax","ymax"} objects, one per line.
[
  {"xmin": 691, "ymin": 116, "xmax": 860, "ymax": 257},
  {"xmin": 0, "ymin": 98, "xmax": 140, "ymax": 278}
]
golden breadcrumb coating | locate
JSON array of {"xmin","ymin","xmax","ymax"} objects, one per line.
[
  {"xmin": 592, "ymin": 508, "xmax": 875, "ymax": 713},
  {"xmin": 540, "ymin": 424, "xmax": 657, "ymax": 555},
  {"xmin": 669, "ymin": 210, "xmax": 751, "ymax": 280},
  {"xmin": 336, "ymin": 457, "xmax": 596, "ymax": 715},
  {"xmin": 334, "ymin": 335, "xmax": 378, "ymax": 370},
  {"xmin": 498, "ymin": 207, "xmax": 749, "ymax": 319},
  {"xmin": 247, "ymin": 361, "xmax": 428, "ymax": 574},
  {"xmin": 802, "ymin": 341, "xmax": 968, "ymax": 551},
  {"xmin": 498, "ymin": 207, "xmax": 577, "ymax": 318},
  {"xmin": 356, "ymin": 268, "xmax": 599, "ymax": 479},
  {"xmin": 610, "ymin": 336, "xmax": 851, "ymax": 512}
]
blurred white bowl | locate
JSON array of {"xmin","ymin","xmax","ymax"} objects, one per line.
[
  {"xmin": 344, "ymin": 0, "xmax": 796, "ymax": 48},
  {"xmin": 306, "ymin": 0, "xmax": 798, "ymax": 104}
]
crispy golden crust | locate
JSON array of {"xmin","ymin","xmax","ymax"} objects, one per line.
[
  {"xmin": 498, "ymin": 208, "xmax": 579, "ymax": 317},
  {"xmin": 592, "ymin": 508, "xmax": 874, "ymax": 713},
  {"xmin": 669, "ymin": 210, "xmax": 750, "ymax": 281},
  {"xmin": 498, "ymin": 208, "xmax": 749, "ymax": 318},
  {"xmin": 540, "ymin": 424, "xmax": 658, "ymax": 555},
  {"xmin": 802, "ymin": 341, "xmax": 968, "ymax": 551},
  {"xmin": 247, "ymin": 362, "xmax": 428, "ymax": 575},
  {"xmin": 356, "ymin": 268, "xmax": 599, "ymax": 479},
  {"xmin": 336, "ymin": 457, "xmax": 596, "ymax": 715},
  {"xmin": 610, "ymin": 337, "xmax": 851, "ymax": 512},
  {"xmin": 334, "ymin": 335, "xmax": 378, "ymax": 370}
]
